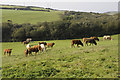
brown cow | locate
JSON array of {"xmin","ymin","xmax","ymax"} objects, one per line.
[
  {"xmin": 27, "ymin": 47, "xmax": 39, "ymax": 56},
  {"xmin": 90, "ymin": 37, "xmax": 99, "ymax": 41},
  {"xmin": 24, "ymin": 45, "xmax": 42, "ymax": 57},
  {"xmin": 85, "ymin": 39, "xmax": 97, "ymax": 46},
  {"xmin": 83, "ymin": 38, "xmax": 89, "ymax": 43},
  {"xmin": 71, "ymin": 40, "xmax": 83, "ymax": 47},
  {"xmin": 4, "ymin": 49, "xmax": 12, "ymax": 56},
  {"xmin": 33, "ymin": 45, "xmax": 43, "ymax": 51},
  {"xmin": 47, "ymin": 43, "xmax": 55, "ymax": 47},
  {"xmin": 39, "ymin": 42, "xmax": 47, "ymax": 45}
]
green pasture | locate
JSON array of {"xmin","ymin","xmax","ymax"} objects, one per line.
[
  {"xmin": 2, "ymin": 9, "xmax": 63, "ymax": 24},
  {"xmin": 1, "ymin": 34, "xmax": 118, "ymax": 78}
]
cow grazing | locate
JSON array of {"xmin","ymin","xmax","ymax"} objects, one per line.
[
  {"xmin": 90, "ymin": 37, "xmax": 99, "ymax": 41},
  {"xmin": 103, "ymin": 35, "xmax": 112, "ymax": 40},
  {"xmin": 83, "ymin": 38, "xmax": 90, "ymax": 43},
  {"xmin": 71, "ymin": 40, "xmax": 83, "ymax": 47},
  {"xmin": 4, "ymin": 49, "xmax": 12, "ymax": 56},
  {"xmin": 47, "ymin": 43, "xmax": 55, "ymax": 48},
  {"xmin": 25, "ymin": 45, "xmax": 42, "ymax": 57},
  {"xmin": 27, "ymin": 47, "xmax": 39, "ymax": 56},
  {"xmin": 33, "ymin": 45, "xmax": 43, "ymax": 52},
  {"xmin": 85, "ymin": 39, "xmax": 97, "ymax": 46}
]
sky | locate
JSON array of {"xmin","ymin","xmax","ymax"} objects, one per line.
[{"xmin": 0, "ymin": 0, "xmax": 119, "ymax": 13}]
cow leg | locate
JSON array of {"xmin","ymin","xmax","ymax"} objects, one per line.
[
  {"xmin": 86, "ymin": 43, "xmax": 88, "ymax": 46},
  {"xmin": 4, "ymin": 52, "xmax": 6, "ymax": 55},
  {"xmin": 9, "ymin": 53, "xmax": 11, "ymax": 56},
  {"xmin": 77, "ymin": 44, "xmax": 79, "ymax": 47},
  {"xmin": 71, "ymin": 44, "xmax": 75, "ymax": 48},
  {"xmin": 7, "ymin": 52, "xmax": 9, "ymax": 56},
  {"xmin": 25, "ymin": 53, "xmax": 27, "ymax": 57}
]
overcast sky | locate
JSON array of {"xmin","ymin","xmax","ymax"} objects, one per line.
[{"xmin": 0, "ymin": 0, "xmax": 119, "ymax": 13}]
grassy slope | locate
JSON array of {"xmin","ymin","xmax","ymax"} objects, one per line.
[
  {"xmin": 1, "ymin": 34, "xmax": 118, "ymax": 78},
  {"xmin": 2, "ymin": 9, "xmax": 63, "ymax": 24}
]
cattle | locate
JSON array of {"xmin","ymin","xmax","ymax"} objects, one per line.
[
  {"xmin": 71, "ymin": 40, "xmax": 83, "ymax": 47},
  {"xmin": 47, "ymin": 43, "xmax": 55, "ymax": 48},
  {"xmin": 90, "ymin": 37, "xmax": 99, "ymax": 41},
  {"xmin": 27, "ymin": 47, "xmax": 39, "ymax": 56},
  {"xmin": 4, "ymin": 49, "xmax": 12, "ymax": 56},
  {"xmin": 24, "ymin": 44, "xmax": 43, "ymax": 57},
  {"xmin": 26, "ymin": 44, "xmax": 31, "ymax": 49},
  {"xmin": 85, "ymin": 39, "xmax": 97, "ymax": 46},
  {"xmin": 103, "ymin": 35, "xmax": 112, "ymax": 40},
  {"xmin": 25, "ymin": 45, "xmax": 42, "ymax": 57},
  {"xmin": 39, "ymin": 42, "xmax": 47, "ymax": 45},
  {"xmin": 83, "ymin": 38, "xmax": 90, "ymax": 43},
  {"xmin": 33, "ymin": 45, "xmax": 43, "ymax": 52},
  {"xmin": 40, "ymin": 44, "xmax": 46, "ymax": 52}
]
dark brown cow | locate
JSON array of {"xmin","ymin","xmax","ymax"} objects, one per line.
[
  {"xmin": 39, "ymin": 42, "xmax": 47, "ymax": 45},
  {"xmin": 85, "ymin": 39, "xmax": 97, "ymax": 46},
  {"xmin": 4, "ymin": 49, "xmax": 12, "ymax": 56},
  {"xmin": 47, "ymin": 43, "xmax": 55, "ymax": 47},
  {"xmin": 27, "ymin": 47, "xmax": 39, "ymax": 56},
  {"xmin": 33, "ymin": 45, "xmax": 43, "ymax": 52},
  {"xmin": 90, "ymin": 37, "xmax": 99, "ymax": 41},
  {"xmin": 83, "ymin": 38, "xmax": 89, "ymax": 43},
  {"xmin": 24, "ymin": 45, "xmax": 43, "ymax": 57},
  {"xmin": 71, "ymin": 40, "xmax": 83, "ymax": 47}
]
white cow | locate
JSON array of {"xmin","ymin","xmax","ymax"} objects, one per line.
[
  {"xmin": 103, "ymin": 35, "xmax": 112, "ymax": 40},
  {"xmin": 40, "ymin": 44, "xmax": 46, "ymax": 52},
  {"xmin": 26, "ymin": 44, "xmax": 31, "ymax": 49}
]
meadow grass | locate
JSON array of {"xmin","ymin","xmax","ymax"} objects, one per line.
[
  {"xmin": 2, "ymin": 9, "xmax": 63, "ymax": 24},
  {"xmin": 1, "ymin": 34, "xmax": 118, "ymax": 78}
]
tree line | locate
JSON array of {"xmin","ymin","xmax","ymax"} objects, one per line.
[{"xmin": 2, "ymin": 11, "xmax": 119, "ymax": 42}]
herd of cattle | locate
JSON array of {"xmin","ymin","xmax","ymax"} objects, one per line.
[{"xmin": 3, "ymin": 35, "xmax": 113, "ymax": 57}]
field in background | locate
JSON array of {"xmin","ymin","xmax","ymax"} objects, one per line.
[
  {"xmin": 2, "ymin": 34, "xmax": 118, "ymax": 78},
  {"xmin": 2, "ymin": 9, "xmax": 63, "ymax": 24}
]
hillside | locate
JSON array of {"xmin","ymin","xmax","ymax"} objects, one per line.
[
  {"xmin": 2, "ymin": 9, "xmax": 63, "ymax": 24},
  {"xmin": 1, "ymin": 5, "xmax": 118, "ymax": 24},
  {"xmin": 1, "ymin": 5, "xmax": 64, "ymax": 24},
  {"xmin": 2, "ymin": 5, "xmax": 119, "ymax": 42}
]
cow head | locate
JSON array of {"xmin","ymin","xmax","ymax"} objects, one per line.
[
  {"xmin": 95, "ymin": 37, "xmax": 99, "ymax": 41},
  {"xmin": 94, "ymin": 41, "xmax": 97, "ymax": 45}
]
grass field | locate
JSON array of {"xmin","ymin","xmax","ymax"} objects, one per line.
[
  {"xmin": 1, "ymin": 34, "xmax": 118, "ymax": 78},
  {"xmin": 2, "ymin": 9, "xmax": 63, "ymax": 24}
]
